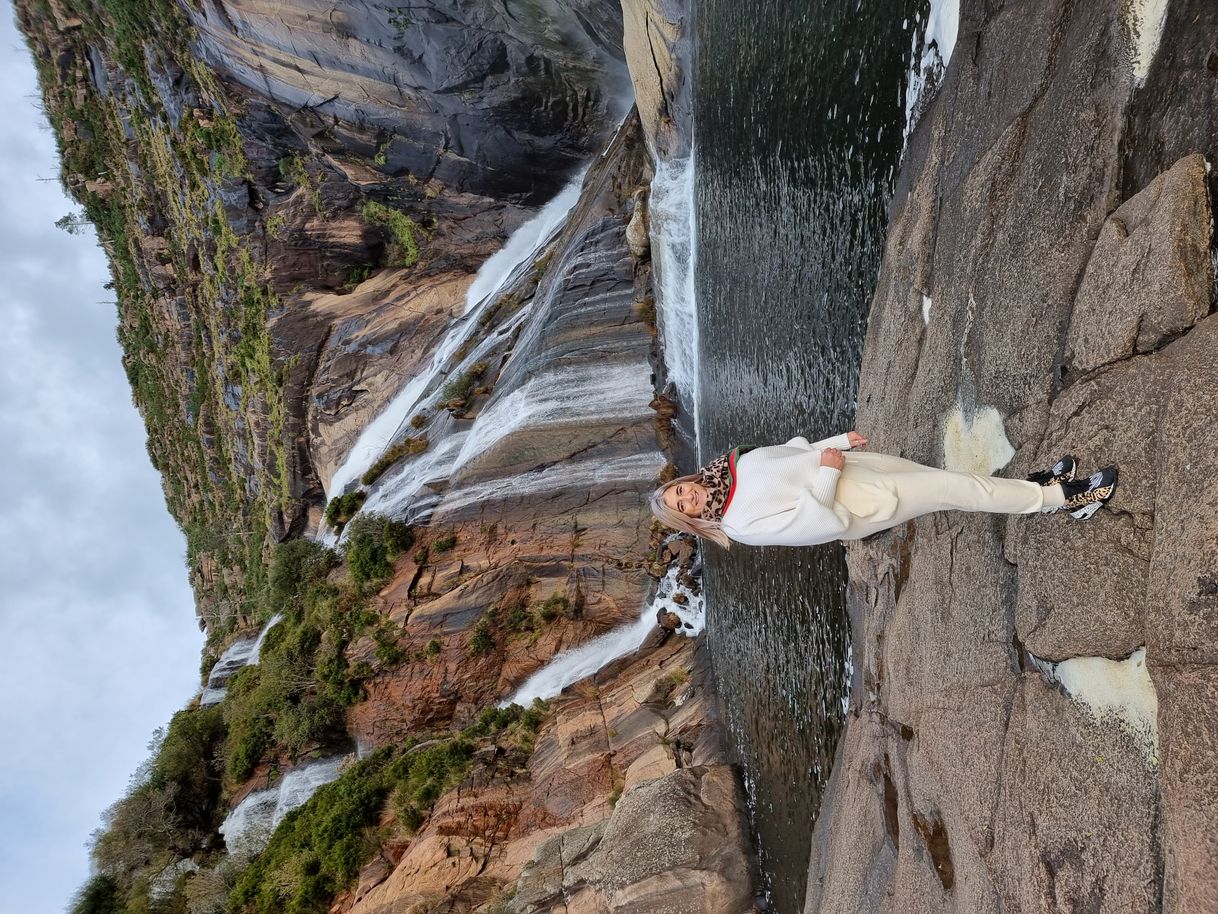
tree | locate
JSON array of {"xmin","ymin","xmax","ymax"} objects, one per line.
[{"xmin": 55, "ymin": 211, "xmax": 91, "ymax": 234}]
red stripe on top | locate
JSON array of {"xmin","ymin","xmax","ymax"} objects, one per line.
[{"xmin": 722, "ymin": 448, "xmax": 741, "ymax": 515}]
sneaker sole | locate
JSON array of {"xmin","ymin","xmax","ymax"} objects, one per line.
[{"xmin": 1068, "ymin": 468, "xmax": 1118, "ymax": 520}]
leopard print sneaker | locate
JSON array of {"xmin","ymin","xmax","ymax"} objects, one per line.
[
  {"xmin": 1027, "ymin": 454, "xmax": 1078, "ymax": 487},
  {"xmin": 1061, "ymin": 467, "xmax": 1118, "ymax": 520}
]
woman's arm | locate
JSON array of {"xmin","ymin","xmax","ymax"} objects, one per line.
[
  {"xmin": 723, "ymin": 489, "xmax": 852, "ymax": 547},
  {"xmin": 782, "ymin": 431, "xmax": 868, "ymax": 451}
]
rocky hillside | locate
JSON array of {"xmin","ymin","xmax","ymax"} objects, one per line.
[
  {"xmin": 22, "ymin": 1, "xmax": 756, "ymax": 913},
  {"xmin": 805, "ymin": 2, "xmax": 1218, "ymax": 912},
  {"xmin": 16, "ymin": 0, "xmax": 627, "ymax": 640}
]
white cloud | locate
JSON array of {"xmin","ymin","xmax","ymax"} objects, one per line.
[{"xmin": 0, "ymin": 5, "xmax": 205, "ymax": 913}]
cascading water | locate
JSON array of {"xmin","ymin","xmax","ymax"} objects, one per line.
[
  {"xmin": 503, "ymin": 548, "xmax": 704, "ymax": 706},
  {"xmin": 323, "ymin": 175, "xmax": 588, "ymax": 504},
  {"xmin": 648, "ymin": 153, "xmax": 700, "ymax": 431},
  {"xmin": 199, "ymin": 612, "xmax": 283, "ymax": 706},
  {"xmin": 453, "ymin": 363, "xmax": 657, "ymax": 469},
  {"xmin": 219, "ymin": 754, "xmax": 349, "ymax": 855}
]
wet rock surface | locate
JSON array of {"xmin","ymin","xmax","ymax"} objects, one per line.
[
  {"xmin": 190, "ymin": 0, "xmax": 630, "ymax": 203},
  {"xmin": 806, "ymin": 3, "xmax": 1218, "ymax": 913}
]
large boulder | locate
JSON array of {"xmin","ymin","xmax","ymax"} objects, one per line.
[{"xmin": 805, "ymin": 0, "xmax": 1218, "ymax": 911}]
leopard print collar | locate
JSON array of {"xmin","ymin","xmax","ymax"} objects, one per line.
[{"xmin": 699, "ymin": 445, "xmax": 758, "ymax": 521}]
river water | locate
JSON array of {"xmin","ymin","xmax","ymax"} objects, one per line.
[{"xmin": 694, "ymin": 1, "xmax": 923, "ymax": 910}]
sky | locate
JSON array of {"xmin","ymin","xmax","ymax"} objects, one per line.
[{"xmin": 0, "ymin": 4, "xmax": 206, "ymax": 912}]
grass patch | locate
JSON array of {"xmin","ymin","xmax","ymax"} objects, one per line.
[
  {"xmin": 361, "ymin": 200, "xmax": 422, "ymax": 267},
  {"xmin": 359, "ymin": 436, "xmax": 428, "ymax": 486},
  {"xmin": 439, "ymin": 362, "xmax": 487, "ymax": 406}
]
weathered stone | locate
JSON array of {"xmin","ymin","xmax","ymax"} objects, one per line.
[
  {"xmin": 621, "ymin": 0, "xmax": 691, "ymax": 160},
  {"xmin": 1066, "ymin": 153, "xmax": 1213, "ymax": 374},
  {"xmin": 806, "ymin": 2, "xmax": 1218, "ymax": 912},
  {"xmin": 189, "ymin": 0, "xmax": 628, "ymax": 202},
  {"xmin": 1153, "ymin": 663, "xmax": 1218, "ymax": 914}
]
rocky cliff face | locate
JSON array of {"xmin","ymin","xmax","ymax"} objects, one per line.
[
  {"xmin": 189, "ymin": 0, "xmax": 630, "ymax": 203},
  {"xmin": 805, "ymin": 2, "xmax": 1218, "ymax": 912},
  {"xmin": 22, "ymin": 1, "xmax": 757, "ymax": 911}
]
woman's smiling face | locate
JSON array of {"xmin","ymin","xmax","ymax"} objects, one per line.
[{"xmin": 663, "ymin": 480, "xmax": 708, "ymax": 517}]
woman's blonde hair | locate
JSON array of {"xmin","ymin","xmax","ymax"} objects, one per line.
[{"xmin": 649, "ymin": 471, "xmax": 733, "ymax": 550}]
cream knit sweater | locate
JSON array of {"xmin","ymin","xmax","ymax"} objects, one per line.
[{"xmin": 719, "ymin": 433, "xmax": 856, "ymax": 547}]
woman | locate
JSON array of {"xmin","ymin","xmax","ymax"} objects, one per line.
[{"xmin": 650, "ymin": 431, "xmax": 1118, "ymax": 549}]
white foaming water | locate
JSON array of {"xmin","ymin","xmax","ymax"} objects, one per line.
[
  {"xmin": 356, "ymin": 431, "xmax": 470, "ymax": 523},
  {"xmin": 649, "ymin": 154, "xmax": 700, "ymax": 422},
  {"xmin": 199, "ymin": 613, "xmax": 284, "ymax": 706},
  {"xmin": 219, "ymin": 754, "xmax": 349, "ymax": 854},
  {"xmin": 904, "ymin": 0, "xmax": 960, "ymax": 140},
  {"xmin": 434, "ymin": 452, "xmax": 667, "ymax": 519},
  {"xmin": 1123, "ymin": 0, "xmax": 1169, "ymax": 84},
  {"xmin": 464, "ymin": 177, "xmax": 585, "ymax": 313},
  {"xmin": 502, "ymin": 551, "xmax": 704, "ymax": 707},
  {"xmin": 453, "ymin": 363, "xmax": 657, "ymax": 470},
  {"xmin": 324, "ymin": 174, "xmax": 587, "ymax": 500}
]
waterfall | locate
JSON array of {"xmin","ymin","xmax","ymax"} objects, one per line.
[
  {"xmin": 219, "ymin": 754, "xmax": 348, "ymax": 855},
  {"xmin": 433, "ymin": 452, "xmax": 668, "ymax": 520},
  {"xmin": 463, "ymin": 178, "xmax": 585, "ymax": 313},
  {"xmin": 452, "ymin": 363, "xmax": 656, "ymax": 471},
  {"xmin": 503, "ymin": 547, "xmax": 704, "ymax": 706},
  {"xmin": 649, "ymin": 153, "xmax": 700, "ymax": 428},
  {"xmin": 324, "ymin": 174, "xmax": 587, "ymax": 501},
  {"xmin": 904, "ymin": 0, "xmax": 961, "ymax": 141},
  {"xmin": 199, "ymin": 613, "xmax": 284, "ymax": 706}
]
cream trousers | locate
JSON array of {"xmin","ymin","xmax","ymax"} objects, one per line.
[{"xmin": 835, "ymin": 451, "xmax": 1064, "ymax": 540}]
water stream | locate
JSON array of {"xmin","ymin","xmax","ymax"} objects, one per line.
[
  {"xmin": 694, "ymin": 1, "xmax": 931, "ymax": 910},
  {"xmin": 199, "ymin": 612, "xmax": 283, "ymax": 706}
]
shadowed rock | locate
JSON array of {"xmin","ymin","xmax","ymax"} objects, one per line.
[{"xmin": 805, "ymin": 1, "xmax": 1218, "ymax": 912}]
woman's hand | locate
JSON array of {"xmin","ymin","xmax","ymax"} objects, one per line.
[
  {"xmin": 821, "ymin": 447, "xmax": 845, "ymax": 470},
  {"xmin": 847, "ymin": 430, "xmax": 868, "ymax": 449}
]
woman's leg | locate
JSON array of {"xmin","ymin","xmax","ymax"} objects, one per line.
[{"xmin": 886, "ymin": 466, "xmax": 1064, "ymax": 518}]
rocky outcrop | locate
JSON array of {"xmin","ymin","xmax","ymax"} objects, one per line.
[
  {"xmin": 189, "ymin": 0, "xmax": 630, "ymax": 203},
  {"xmin": 621, "ymin": 0, "xmax": 692, "ymax": 159},
  {"xmin": 805, "ymin": 2, "xmax": 1218, "ymax": 913},
  {"xmin": 344, "ymin": 634, "xmax": 756, "ymax": 914}
]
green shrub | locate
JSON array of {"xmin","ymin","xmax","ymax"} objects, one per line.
[
  {"xmin": 438, "ymin": 362, "xmax": 486, "ymax": 405},
  {"xmin": 469, "ymin": 614, "xmax": 495, "ymax": 655},
  {"xmin": 361, "ymin": 200, "xmax": 422, "ymax": 267},
  {"xmin": 422, "ymin": 639, "xmax": 441, "ymax": 658},
  {"xmin": 537, "ymin": 593, "xmax": 569, "ymax": 622},
  {"xmin": 431, "ymin": 533, "xmax": 456, "ymax": 553},
  {"xmin": 373, "ymin": 622, "xmax": 405, "ymax": 666},
  {"xmin": 360, "ymin": 437, "xmax": 428, "ymax": 486},
  {"xmin": 343, "ymin": 514, "xmax": 413, "ymax": 583},
  {"xmin": 324, "ymin": 491, "xmax": 366, "ymax": 527},
  {"xmin": 343, "ymin": 262, "xmax": 374, "ymax": 288},
  {"xmin": 268, "ymin": 539, "xmax": 338, "ymax": 609},
  {"xmin": 69, "ymin": 875, "xmax": 123, "ymax": 914}
]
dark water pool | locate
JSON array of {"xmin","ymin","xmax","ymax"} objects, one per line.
[{"xmin": 694, "ymin": 2, "xmax": 921, "ymax": 910}]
